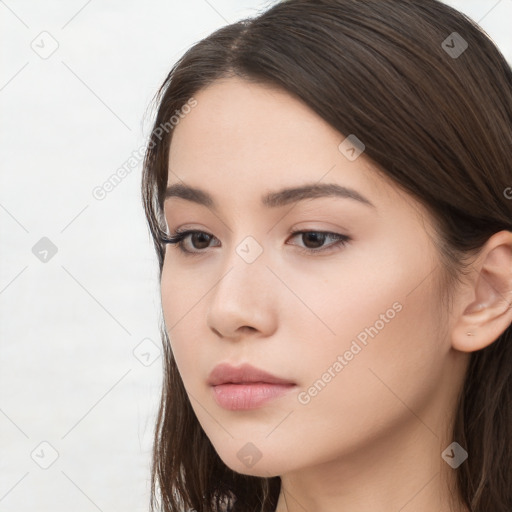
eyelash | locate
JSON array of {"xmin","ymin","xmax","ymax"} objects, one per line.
[{"xmin": 160, "ymin": 229, "xmax": 350, "ymax": 256}]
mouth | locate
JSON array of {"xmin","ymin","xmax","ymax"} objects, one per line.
[{"xmin": 207, "ymin": 363, "xmax": 297, "ymax": 410}]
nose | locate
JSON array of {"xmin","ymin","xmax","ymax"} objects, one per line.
[{"xmin": 206, "ymin": 244, "xmax": 278, "ymax": 341}]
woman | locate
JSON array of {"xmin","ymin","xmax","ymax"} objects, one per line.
[{"xmin": 141, "ymin": 1, "xmax": 512, "ymax": 510}]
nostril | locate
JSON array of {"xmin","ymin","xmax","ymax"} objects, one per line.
[{"xmin": 240, "ymin": 326, "xmax": 257, "ymax": 333}]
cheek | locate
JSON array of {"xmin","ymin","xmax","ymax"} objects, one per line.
[
  {"xmin": 160, "ymin": 257, "xmax": 184, "ymax": 327},
  {"xmin": 160, "ymin": 258, "xmax": 206, "ymax": 383},
  {"xmin": 287, "ymin": 249, "xmax": 445, "ymax": 438},
  {"xmin": 160, "ymin": 254, "xmax": 213, "ymax": 326}
]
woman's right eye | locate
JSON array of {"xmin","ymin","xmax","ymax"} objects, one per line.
[{"xmin": 161, "ymin": 229, "xmax": 218, "ymax": 254}]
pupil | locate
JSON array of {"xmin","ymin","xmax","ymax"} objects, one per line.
[
  {"xmin": 192, "ymin": 232, "xmax": 210, "ymax": 249},
  {"xmin": 304, "ymin": 232, "xmax": 325, "ymax": 248}
]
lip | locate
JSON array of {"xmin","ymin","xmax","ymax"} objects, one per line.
[
  {"xmin": 211, "ymin": 383, "xmax": 296, "ymax": 410},
  {"xmin": 207, "ymin": 362, "xmax": 295, "ymax": 386},
  {"xmin": 208, "ymin": 363, "xmax": 297, "ymax": 411}
]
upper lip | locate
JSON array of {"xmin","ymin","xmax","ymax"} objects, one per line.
[{"xmin": 207, "ymin": 363, "xmax": 295, "ymax": 386}]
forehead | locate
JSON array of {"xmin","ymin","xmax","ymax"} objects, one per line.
[
  {"xmin": 166, "ymin": 77, "xmax": 414, "ymax": 216},
  {"xmin": 169, "ymin": 76, "xmax": 338, "ymax": 160}
]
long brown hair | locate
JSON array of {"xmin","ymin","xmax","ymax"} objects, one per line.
[{"xmin": 141, "ymin": 1, "xmax": 512, "ymax": 510}]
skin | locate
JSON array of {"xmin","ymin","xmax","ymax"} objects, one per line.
[{"xmin": 160, "ymin": 76, "xmax": 512, "ymax": 512}]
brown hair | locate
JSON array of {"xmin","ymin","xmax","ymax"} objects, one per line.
[{"xmin": 141, "ymin": 1, "xmax": 512, "ymax": 510}]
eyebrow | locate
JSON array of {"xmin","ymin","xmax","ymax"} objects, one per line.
[{"xmin": 164, "ymin": 182, "xmax": 375, "ymax": 210}]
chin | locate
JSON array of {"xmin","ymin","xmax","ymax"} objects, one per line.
[{"xmin": 212, "ymin": 442, "xmax": 292, "ymax": 478}]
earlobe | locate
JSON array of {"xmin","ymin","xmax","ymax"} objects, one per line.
[{"xmin": 451, "ymin": 230, "xmax": 512, "ymax": 353}]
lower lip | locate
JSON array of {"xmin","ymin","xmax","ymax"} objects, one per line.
[{"xmin": 211, "ymin": 383, "xmax": 296, "ymax": 410}]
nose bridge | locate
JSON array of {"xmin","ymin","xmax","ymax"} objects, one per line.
[
  {"xmin": 206, "ymin": 230, "xmax": 277, "ymax": 336},
  {"xmin": 215, "ymin": 232, "xmax": 270, "ymax": 302}
]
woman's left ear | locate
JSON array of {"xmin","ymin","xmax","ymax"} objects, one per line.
[{"xmin": 451, "ymin": 230, "xmax": 512, "ymax": 352}]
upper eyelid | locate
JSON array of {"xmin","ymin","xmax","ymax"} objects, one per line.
[{"xmin": 168, "ymin": 228, "xmax": 343, "ymax": 237}]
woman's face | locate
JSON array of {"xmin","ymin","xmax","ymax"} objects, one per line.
[{"xmin": 160, "ymin": 76, "xmax": 468, "ymax": 477}]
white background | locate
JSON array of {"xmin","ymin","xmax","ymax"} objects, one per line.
[{"xmin": 1, "ymin": 1, "xmax": 511, "ymax": 511}]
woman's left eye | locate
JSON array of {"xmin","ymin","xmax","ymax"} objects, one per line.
[
  {"xmin": 288, "ymin": 230, "xmax": 350, "ymax": 254},
  {"xmin": 160, "ymin": 229, "xmax": 350, "ymax": 255}
]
